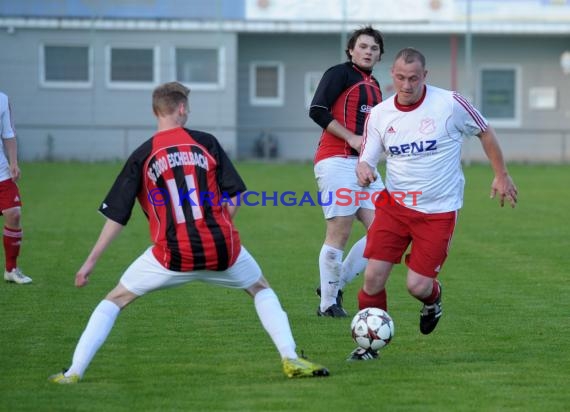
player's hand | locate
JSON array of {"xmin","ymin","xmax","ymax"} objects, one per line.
[
  {"xmin": 347, "ymin": 135, "xmax": 363, "ymax": 153},
  {"xmin": 75, "ymin": 260, "xmax": 95, "ymax": 288},
  {"xmin": 356, "ymin": 161, "xmax": 376, "ymax": 187},
  {"xmin": 490, "ymin": 174, "xmax": 518, "ymax": 208},
  {"xmin": 9, "ymin": 164, "xmax": 20, "ymax": 182}
]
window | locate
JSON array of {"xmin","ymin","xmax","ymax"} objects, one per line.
[
  {"xmin": 175, "ymin": 47, "xmax": 225, "ymax": 90},
  {"xmin": 106, "ymin": 46, "xmax": 158, "ymax": 89},
  {"xmin": 40, "ymin": 45, "xmax": 92, "ymax": 88},
  {"xmin": 305, "ymin": 71, "xmax": 323, "ymax": 109},
  {"xmin": 479, "ymin": 66, "xmax": 521, "ymax": 127},
  {"xmin": 250, "ymin": 62, "xmax": 284, "ymax": 106}
]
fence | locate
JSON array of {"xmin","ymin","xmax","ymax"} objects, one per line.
[{"xmin": 15, "ymin": 123, "xmax": 570, "ymax": 164}]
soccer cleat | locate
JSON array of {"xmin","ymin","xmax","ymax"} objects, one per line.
[
  {"xmin": 4, "ymin": 268, "xmax": 32, "ymax": 284},
  {"xmin": 316, "ymin": 287, "xmax": 347, "ymax": 317},
  {"xmin": 317, "ymin": 303, "xmax": 348, "ymax": 318},
  {"xmin": 282, "ymin": 356, "xmax": 329, "ymax": 378},
  {"xmin": 48, "ymin": 370, "xmax": 80, "ymax": 384},
  {"xmin": 347, "ymin": 347, "xmax": 379, "ymax": 361},
  {"xmin": 419, "ymin": 282, "xmax": 443, "ymax": 335},
  {"xmin": 315, "ymin": 287, "xmax": 344, "ymax": 308}
]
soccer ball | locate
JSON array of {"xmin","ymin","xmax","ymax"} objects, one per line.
[{"xmin": 350, "ymin": 307, "xmax": 395, "ymax": 351}]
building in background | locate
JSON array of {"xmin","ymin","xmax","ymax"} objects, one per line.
[{"xmin": 0, "ymin": 0, "xmax": 569, "ymax": 162}]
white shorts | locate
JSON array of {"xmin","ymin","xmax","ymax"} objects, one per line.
[
  {"xmin": 120, "ymin": 246, "xmax": 262, "ymax": 296},
  {"xmin": 314, "ymin": 157, "xmax": 385, "ymax": 219}
]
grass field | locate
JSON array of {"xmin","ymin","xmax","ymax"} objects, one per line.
[{"xmin": 1, "ymin": 161, "xmax": 569, "ymax": 411}]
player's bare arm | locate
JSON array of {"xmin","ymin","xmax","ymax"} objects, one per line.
[
  {"xmin": 2, "ymin": 138, "xmax": 20, "ymax": 181},
  {"xmin": 326, "ymin": 120, "xmax": 362, "ymax": 152},
  {"xmin": 356, "ymin": 161, "xmax": 376, "ymax": 187},
  {"xmin": 76, "ymin": 219, "xmax": 125, "ymax": 287},
  {"xmin": 478, "ymin": 127, "xmax": 518, "ymax": 208},
  {"xmin": 225, "ymin": 196, "xmax": 240, "ymax": 219}
]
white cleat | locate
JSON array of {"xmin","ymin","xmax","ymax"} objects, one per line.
[{"xmin": 4, "ymin": 268, "xmax": 32, "ymax": 284}]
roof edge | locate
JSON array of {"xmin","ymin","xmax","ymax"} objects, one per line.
[{"xmin": 0, "ymin": 17, "xmax": 569, "ymax": 35}]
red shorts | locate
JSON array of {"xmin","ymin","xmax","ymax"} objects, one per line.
[
  {"xmin": 364, "ymin": 190, "xmax": 457, "ymax": 277},
  {"xmin": 0, "ymin": 178, "xmax": 22, "ymax": 214}
]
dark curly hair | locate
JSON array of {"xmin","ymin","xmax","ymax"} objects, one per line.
[{"xmin": 345, "ymin": 25, "xmax": 385, "ymax": 60}]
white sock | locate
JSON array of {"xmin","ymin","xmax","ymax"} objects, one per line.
[
  {"xmin": 319, "ymin": 244, "xmax": 343, "ymax": 311},
  {"xmin": 254, "ymin": 288, "xmax": 297, "ymax": 360},
  {"xmin": 66, "ymin": 300, "xmax": 120, "ymax": 378},
  {"xmin": 339, "ymin": 236, "xmax": 368, "ymax": 290}
]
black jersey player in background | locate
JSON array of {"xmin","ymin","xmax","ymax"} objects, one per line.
[
  {"xmin": 49, "ymin": 82, "xmax": 328, "ymax": 383},
  {"xmin": 309, "ymin": 26, "xmax": 386, "ymax": 318}
]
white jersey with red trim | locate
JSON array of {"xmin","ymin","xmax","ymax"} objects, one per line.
[
  {"xmin": 361, "ymin": 85, "xmax": 488, "ymax": 213},
  {"xmin": 0, "ymin": 92, "xmax": 16, "ymax": 181}
]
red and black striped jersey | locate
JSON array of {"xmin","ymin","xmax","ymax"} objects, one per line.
[
  {"xmin": 310, "ymin": 62, "xmax": 382, "ymax": 164},
  {"xmin": 99, "ymin": 127, "xmax": 246, "ymax": 272}
]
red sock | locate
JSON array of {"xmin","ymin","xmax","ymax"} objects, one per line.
[
  {"xmin": 421, "ymin": 280, "xmax": 441, "ymax": 305},
  {"xmin": 358, "ymin": 288, "xmax": 387, "ymax": 311},
  {"xmin": 3, "ymin": 226, "xmax": 22, "ymax": 272}
]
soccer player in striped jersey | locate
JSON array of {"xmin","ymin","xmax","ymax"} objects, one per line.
[
  {"xmin": 351, "ymin": 47, "xmax": 518, "ymax": 360},
  {"xmin": 309, "ymin": 26, "xmax": 385, "ymax": 317},
  {"xmin": 0, "ymin": 91, "xmax": 32, "ymax": 285},
  {"xmin": 49, "ymin": 82, "xmax": 328, "ymax": 383}
]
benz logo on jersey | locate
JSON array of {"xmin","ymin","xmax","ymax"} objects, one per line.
[
  {"xmin": 360, "ymin": 104, "xmax": 373, "ymax": 113},
  {"xmin": 388, "ymin": 140, "xmax": 437, "ymax": 156}
]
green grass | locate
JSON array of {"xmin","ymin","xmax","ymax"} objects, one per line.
[{"xmin": 1, "ymin": 162, "xmax": 569, "ymax": 411}]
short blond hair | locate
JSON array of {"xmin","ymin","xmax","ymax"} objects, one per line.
[
  {"xmin": 394, "ymin": 47, "xmax": 426, "ymax": 68},
  {"xmin": 152, "ymin": 82, "xmax": 190, "ymax": 116}
]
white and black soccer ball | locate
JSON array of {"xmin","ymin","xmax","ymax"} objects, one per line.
[{"xmin": 350, "ymin": 307, "xmax": 395, "ymax": 351}]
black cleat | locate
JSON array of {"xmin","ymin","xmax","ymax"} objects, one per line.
[
  {"xmin": 315, "ymin": 287, "xmax": 345, "ymax": 308},
  {"xmin": 317, "ymin": 303, "xmax": 348, "ymax": 318},
  {"xmin": 347, "ymin": 347, "xmax": 379, "ymax": 361},
  {"xmin": 419, "ymin": 282, "xmax": 443, "ymax": 335}
]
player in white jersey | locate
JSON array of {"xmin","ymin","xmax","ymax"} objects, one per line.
[
  {"xmin": 348, "ymin": 47, "xmax": 517, "ymax": 361},
  {"xmin": 0, "ymin": 92, "xmax": 32, "ymax": 285}
]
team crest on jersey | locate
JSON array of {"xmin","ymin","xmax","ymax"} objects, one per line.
[{"xmin": 419, "ymin": 118, "xmax": 436, "ymax": 134}]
